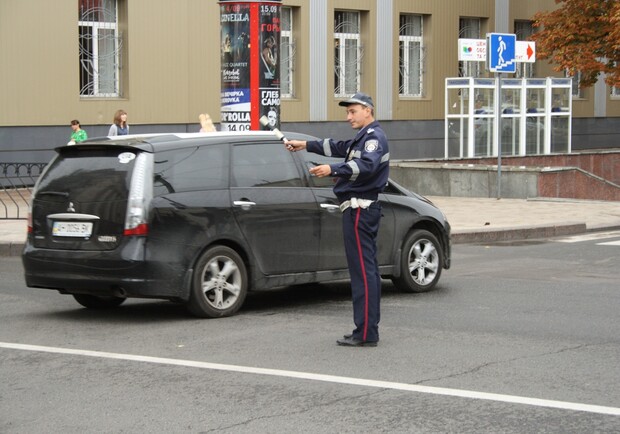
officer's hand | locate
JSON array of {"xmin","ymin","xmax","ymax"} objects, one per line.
[
  {"xmin": 309, "ymin": 164, "xmax": 331, "ymax": 178},
  {"xmin": 285, "ymin": 139, "xmax": 306, "ymax": 152}
]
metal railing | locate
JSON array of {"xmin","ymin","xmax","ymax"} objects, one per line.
[{"xmin": 1, "ymin": 163, "xmax": 47, "ymax": 219}]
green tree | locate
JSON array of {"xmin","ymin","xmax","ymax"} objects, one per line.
[{"xmin": 531, "ymin": 0, "xmax": 620, "ymax": 88}]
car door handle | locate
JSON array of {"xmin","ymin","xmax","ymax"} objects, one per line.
[
  {"xmin": 233, "ymin": 200, "xmax": 256, "ymax": 210},
  {"xmin": 320, "ymin": 204, "xmax": 340, "ymax": 212}
]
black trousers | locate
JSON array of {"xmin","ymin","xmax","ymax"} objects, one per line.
[{"xmin": 342, "ymin": 202, "xmax": 382, "ymax": 342}]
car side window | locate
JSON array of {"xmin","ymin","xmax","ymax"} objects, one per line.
[
  {"xmin": 153, "ymin": 144, "xmax": 228, "ymax": 196},
  {"xmin": 231, "ymin": 143, "xmax": 302, "ymax": 188},
  {"xmin": 299, "ymin": 152, "xmax": 339, "ymax": 188}
]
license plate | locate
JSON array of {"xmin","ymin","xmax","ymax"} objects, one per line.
[{"xmin": 52, "ymin": 221, "xmax": 93, "ymax": 237}]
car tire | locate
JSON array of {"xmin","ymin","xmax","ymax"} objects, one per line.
[
  {"xmin": 72, "ymin": 294, "xmax": 126, "ymax": 309},
  {"xmin": 187, "ymin": 246, "xmax": 248, "ymax": 318},
  {"xmin": 391, "ymin": 229, "xmax": 443, "ymax": 293}
]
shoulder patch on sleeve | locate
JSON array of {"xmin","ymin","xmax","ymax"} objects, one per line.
[{"xmin": 364, "ymin": 139, "xmax": 379, "ymax": 152}]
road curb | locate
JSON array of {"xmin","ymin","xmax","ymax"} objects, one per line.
[
  {"xmin": 451, "ymin": 223, "xmax": 587, "ymax": 244},
  {"xmin": 0, "ymin": 242, "xmax": 25, "ymax": 257},
  {"xmin": 0, "ymin": 222, "xmax": 614, "ymax": 255}
]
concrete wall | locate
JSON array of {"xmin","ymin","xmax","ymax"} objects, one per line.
[
  {"xmin": 391, "ymin": 151, "xmax": 620, "ymax": 200},
  {"xmin": 390, "ymin": 162, "xmax": 540, "ymax": 199},
  {"xmin": 440, "ymin": 149, "xmax": 620, "ymax": 185}
]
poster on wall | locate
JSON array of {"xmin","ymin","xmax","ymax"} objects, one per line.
[
  {"xmin": 219, "ymin": 1, "xmax": 281, "ymax": 131},
  {"xmin": 220, "ymin": 2, "xmax": 251, "ymax": 131},
  {"xmin": 258, "ymin": 3, "xmax": 281, "ymax": 130}
]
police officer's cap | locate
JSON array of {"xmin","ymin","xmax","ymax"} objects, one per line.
[{"xmin": 338, "ymin": 92, "xmax": 374, "ymax": 109}]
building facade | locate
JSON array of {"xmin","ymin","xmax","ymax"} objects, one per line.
[{"xmin": 1, "ymin": 0, "xmax": 619, "ymax": 163}]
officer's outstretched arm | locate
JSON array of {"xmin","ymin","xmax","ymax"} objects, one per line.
[{"xmin": 285, "ymin": 139, "xmax": 306, "ymax": 152}]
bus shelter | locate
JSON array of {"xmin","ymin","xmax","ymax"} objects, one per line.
[{"xmin": 445, "ymin": 77, "xmax": 572, "ymax": 158}]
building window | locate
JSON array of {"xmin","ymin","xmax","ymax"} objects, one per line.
[
  {"xmin": 280, "ymin": 6, "xmax": 295, "ymax": 98},
  {"xmin": 566, "ymin": 70, "xmax": 583, "ymax": 98},
  {"xmin": 334, "ymin": 10, "xmax": 361, "ymax": 97},
  {"xmin": 515, "ymin": 20, "xmax": 535, "ymax": 79},
  {"xmin": 459, "ymin": 18, "xmax": 481, "ymax": 77},
  {"xmin": 612, "ymin": 65, "xmax": 620, "ymax": 98},
  {"xmin": 399, "ymin": 14, "xmax": 424, "ymax": 97},
  {"xmin": 79, "ymin": 0, "xmax": 123, "ymax": 97}
]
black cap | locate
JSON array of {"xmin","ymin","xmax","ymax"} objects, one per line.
[{"xmin": 338, "ymin": 92, "xmax": 374, "ymax": 109}]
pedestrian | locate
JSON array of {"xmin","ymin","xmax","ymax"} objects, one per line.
[
  {"xmin": 108, "ymin": 109, "xmax": 129, "ymax": 136},
  {"xmin": 286, "ymin": 92, "xmax": 389, "ymax": 347},
  {"xmin": 68, "ymin": 119, "xmax": 87, "ymax": 145}
]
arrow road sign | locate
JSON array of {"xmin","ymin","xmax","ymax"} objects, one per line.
[
  {"xmin": 487, "ymin": 33, "xmax": 516, "ymax": 73},
  {"xmin": 515, "ymin": 41, "xmax": 536, "ymax": 63}
]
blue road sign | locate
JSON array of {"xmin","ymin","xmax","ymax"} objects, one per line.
[{"xmin": 487, "ymin": 33, "xmax": 516, "ymax": 73}]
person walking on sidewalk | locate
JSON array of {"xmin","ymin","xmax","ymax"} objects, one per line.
[
  {"xmin": 68, "ymin": 119, "xmax": 87, "ymax": 145},
  {"xmin": 286, "ymin": 92, "xmax": 389, "ymax": 347},
  {"xmin": 108, "ymin": 109, "xmax": 129, "ymax": 136}
]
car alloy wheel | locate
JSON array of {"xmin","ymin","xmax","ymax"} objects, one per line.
[
  {"xmin": 392, "ymin": 229, "xmax": 443, "ymax": 293},
  {"xmin": 187, "ymin": 246, "xmax": 248, "ymax": 318}
]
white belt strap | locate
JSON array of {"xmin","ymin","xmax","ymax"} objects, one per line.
[{"xmin": 339, "ymin": 198, "xmax": 373, "ymax": 213}]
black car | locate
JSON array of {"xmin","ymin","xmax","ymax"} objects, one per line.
[{"xmin": 22, "ymin": 132, "xmax": 451, "ymax": 318}]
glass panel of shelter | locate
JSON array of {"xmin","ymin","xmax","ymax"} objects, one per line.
[{"xmin": 445, "ymin": 77, "xmax": 572, "ymax": 158}]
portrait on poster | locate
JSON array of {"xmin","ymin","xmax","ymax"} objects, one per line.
[{"xmin": 259, "ymin": 5, "xmax": 280, "ymax": 88}]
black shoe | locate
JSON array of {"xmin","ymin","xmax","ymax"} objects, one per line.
[
  {"xmin": 343, "ymin": 333, "xmax": 379, "ymax": 342},
  {"xmin": 337, "ymin": 336, "xmax": 378, "ymax": 347}
]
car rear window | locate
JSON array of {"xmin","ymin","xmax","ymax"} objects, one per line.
[{"xmin": 36, "ymin": 148, "xmax": 137, "ymax": 202}]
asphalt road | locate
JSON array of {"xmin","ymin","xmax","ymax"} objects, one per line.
[{"xmin": 2, "ymin": 231, "xmax": 620, "ymax": 433}]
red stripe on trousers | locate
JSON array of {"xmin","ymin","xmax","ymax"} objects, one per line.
[{"xmin": 354, "ymin": 208, "xmax": 370, "ymax": 341}]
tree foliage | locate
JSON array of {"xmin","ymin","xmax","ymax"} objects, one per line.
[{"xmin": 531, "ymin": 0, "xmax": 620, "ymax": 88}]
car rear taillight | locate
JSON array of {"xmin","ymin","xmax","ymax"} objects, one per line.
[
  {"xmin": 124, "ymin": 152, "xmax": 152, "ymax": 237},
  {"xmin": 124, "ymin": 223, "xmax": 148, "ymax": 236}
]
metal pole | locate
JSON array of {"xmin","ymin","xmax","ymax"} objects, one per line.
[{"xmin": 496, "ymin": 73, "xmax": 502, "ymax": 199}]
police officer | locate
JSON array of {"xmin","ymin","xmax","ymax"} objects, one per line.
[{"xmin": 286, "ymin": 92, "xmax": 389, "ymax": 347}]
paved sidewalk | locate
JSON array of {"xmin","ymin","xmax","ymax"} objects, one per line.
[
  {"xmin": 428, "ymin": 196, "xmax": 620, "ymax": 244},
  {"xmin": 2, "ymin": 196, "xmax": 620, "ymax": 256}
]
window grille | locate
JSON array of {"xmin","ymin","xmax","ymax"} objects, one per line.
[
  {"xmin": 565, "ymin": 70, "xmax": 583, "ymax": 98},
  {"xmin": 459, "ymin": 18, "xmax": 481, "ymax": 78},
  {"xmin": 280, "ymin": 7, "xmax": 296, "ymax": 98},
  {"xmin": 399, "ymin": 14, "xmax": 424, "ymax": 97},
  {"xmin": 79, "ymin": 0, "xmax": 123, "ymax": 97},
  {"xmin": 334, "ymin": 11, "xmax": 362, "ymax": 97}
]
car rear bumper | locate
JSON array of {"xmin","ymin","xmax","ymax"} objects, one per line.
[{"xmin": 22, "ymin": 239, "xmax": 190, "ymax": 300}]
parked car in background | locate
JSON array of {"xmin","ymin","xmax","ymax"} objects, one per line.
[{"xmin": 22, "ymin": 132, "xmax": 451, "ymax": 318}]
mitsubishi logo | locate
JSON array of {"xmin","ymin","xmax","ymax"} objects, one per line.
[{"xmin": 67, "ymin": 202, "xmax": 76, "ymax": 212}]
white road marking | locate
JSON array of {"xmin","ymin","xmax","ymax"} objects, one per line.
[
  {"xmin": 555, "ymin": 231, "xmax": 620, "ymax": 243},
  {"xmin": 2, "ymin": 342, "xmax": 619, "ymax": 416},
  {"xmin": 597, "ymin": 240, "xmax": 620, "ymax": 246}
]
